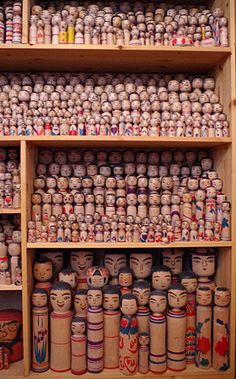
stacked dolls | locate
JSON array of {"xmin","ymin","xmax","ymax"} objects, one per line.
[{"xmin": 0, "ymin": 148, "xmax": 21, "ymax": 209}]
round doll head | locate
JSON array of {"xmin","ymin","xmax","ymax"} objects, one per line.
[
  {"xmin": 179, "ymin": 271, "xmax": 198, "ymax": 293},
  {"xmin": 129, "ymin": 252, "xmax": 153, "ymax": 279},
  {"xmin": 149, "ymin": 289, "xmax": 167, "ymax": 314},
  {"xmin": 168, "ymin": 284, "xmax": 187, "ymax": 309},
  {"xmin": 59, "ymin": 269, "xmax": 78, "ymax": 289},
  {"xmin": 214, "ymin": 287, "xmax": 230, "ymax": 307},
  {"xmin": 102, "ymin": 285, "xmax": 120, "ymax": 311},
  {"xmin": 50, "ymin": 282, "xmax": 72, "ymax": 312},
  {"xmin": 152, "ymin": 265, "xmax": 172, "ymax": 290},
  {"xmin": 120, "ymin": 293, "xmax": 138, "ymax": 316},
  {"xmin": 33, "ymin": 258, "xmax": 53, "ymax": 282},
  {"xmin": 161, "ymin": 249, "xmax": 184, "ymax": 276},
  {"xmin": 191, "ymin": 248, "xmax": 215, "ymax": 277},
  {"xmin": 132, "ymin": 280, "xmax": 151, "ymax": 306},
  {"xmin": 32, "ymin": 288, "xmax": 48, "ymax": 307},
  {"xmin": 86, "ymin": 266, "xmax": 109, "ymax": 288},
  {"xmin": 87, "ymin": 288, "xmax": 103, "ymax": 307},
  {"xmin": 118, "ymin": 267, "xmax": 133, "ymax": 287},
  {"xmin": 70, "ymin": 250, "xmax": 93, "ymax": 276},
  {"xmin": 104, "ymin": 252, "xmax": 127, "ymax": 279},
  {"xmin": 74, "ymin": 289, "xmax": 88, "ymax": 315},
  {"xmin": 71, "ymin": 316, "xmax": 86, "ymax": 335},
  {"xmin": 196, "ymin": 286, "xmax": 212, "ymax": 306},
  {"xmin": 40, "ymin": 251, "xmax": 63, "ymax": 275},
  {"xmin": 139, "ymin": 332, "xmax": 150, "ymax": 346}
]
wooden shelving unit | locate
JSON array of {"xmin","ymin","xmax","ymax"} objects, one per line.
[
  {"xmin": 1, "ymin": 0, "xmax": 236, "ymax": 378},
  {"xmin": 0, "ymin": 208, "xmax": 21, "ymax": 214},
  {"xmin": 0, "ymin": 285, "xmax": 22, "ymax": 291}
]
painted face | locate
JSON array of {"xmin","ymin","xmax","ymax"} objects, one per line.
[
  {"xmin": 87, "ymin": 289, "xmax": 103, "ymax": 307},
  {"xmin": 149, "ymin": 294, "xmax": 167, "ymax": 313},
  {"xmin": 119, "ymin": 272, "xmax": 133, "ymax": 287},
  {"xmin": 59, "ymin": 272, "xmax": 78, "ymax": 289},
  {"xmin": 168, "ymin": 288, "xmax": 187, "ymax": 308},
  {"xmin": 192, "ymin": 253, "xmax": 215, "ymax": 277},
  {"xmin": 104, "ymin": 254, "xmax": 126, "ymax": 278},
  {"xmin": 214, "ymin": 288, "xmax": 230, "ymax": 307},
  {"xmin": 33, "ymin": 261, "xmax": 53, "ymax": 282},
  {"xmin": 132, "ymin": 285, "xmax": 150, "ymax": 306},
  {"xmin": 139, "ymin": 334, "xmax": 150, "ymax": 346},
  {"xmin": 50, "ymin": 288, "xmax": 72, "ymax": 312},
  {"xmin": 74, "ymin": 294, "xmax": 88, "ymax": 314},
  {"xmin": 32, "ymin": 292, "xmax": 48, "ymax": 307},
  {"xmin": 152, "ymin": 270, "xmax": 171, "ymax": 290},
  {"xmin": 162, "ymin": 250, "xmax": 183, "ymax": 275},
  {"xmin": 70, "ymin": 251, "xmax": 93, "ymax": 276},
  {"xmin": 103, "ymin": 293, "xmax": 120, "ymax": 310},
  {"xmin": 196, "ymin": 287, "xmax": 212, "ymax": 306},
  {"xmin": 40, "ymin": 252, "xmax": 63, "ymax": 275},
  {"xmin": 129, "ymin": 253, "xmax": 153, "ymax": 279},
  {"xmin": 120, "ymin": 298, "xmax": 137, "ymax": 316},
  {"xmin": 71, "ymin": 320, "xmax": 86, "ymax": 335},
  {"xmin": 181, "ymin": 278, "xmax": 198, "ymax": 293},
  {"xmin": 87, "ymin": 266, "xmax": 109, "ymax": 288}
]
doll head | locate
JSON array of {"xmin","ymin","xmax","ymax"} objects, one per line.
[
  {"xmin": 149, "ymin": 289, "xmax": 167, "ymax": 314},
  {"xmin": 129, "ymin": 252, "xmax": 153, "ymax": 279},
  {"xmin": 132, "ymin": 280, "xmax": 151, "ymax": 306},
  {"xmin": 87, "ymin": 288, "xmax": 103, "ymax": 307},
  {"xmin": 32, "ymin": 288, "xmax": 48, "ymax": 307},
  {"xmin": 139, "ymin": 332, "xmax": 150, "ymax": 346},
  {"xmin": 33, "ymin": 258, "xmax": 53, "ymax": 283},
  {"xmin": 86, "ymin": 266, "xmax": 109, "ymax": 288},
  {"xmin": 74, "ymin": 289, "xmax": 88, "ymax": 316},
  {"xmin": 191, "ymin": 248, "xmax": 216, "ymax": 278},
  {"xmin": 196, "ymin": 286, "xmax": 212, "ymax": 306},
  {"xmin": 70, "ymin": 250, "xmax": 93, "ymax": 276},
  {"xmin": 167, "ymin": 284, "xmax": 187, "ymax": 309},
  {"xmin": 71, "ymin": 316, "xmax": 86, "ymax": 335},
  {"xmin": 40, "ymin": 251, "xmax": 63, "ymax": 276},
  {"xmin": 59, "ymin": 269, "xmax": 78, "ymax": 289},
  {"xmin": 118, "ymin": 267, "xmax": 133, "ymax": 287},
  {"xmin": 50, "ymin": 282, "xmax": 72, "ymax": 312},
  {"xmin": 179, "ymin": 271, "xmax": 198, "ymax": 294},
  {"xmin": 161, "ymin": 249, "xmax": 184, "ymax": 276},
  {"xmin": 152, "ymin": 265, "xmax": 172, "ymax": 290},
  {"xmin": 120, "ymin": 293, "xmax": 138, "ymax": 316},
  {"xmin": 104, "ymin": 252, "xmax": 127, "ymax": 279},
  {"xmin": 214, "ymin": 287, "xmax": 230, "ymax": 307},
  {"xmin": 102, "ymin": 285, "xmax": 120, "ymax": 311}
]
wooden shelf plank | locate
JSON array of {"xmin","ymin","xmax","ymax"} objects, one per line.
[
  {"xmin": 0, "ymin": 284, "xmax": 22, "ymax": 291},
  {"xmin": 0, "ymin": 45, "xmax": 231, "ymax": 73},
  {"xmin": 27, "ymin": 241, "xmax": 232, "ymax": 249},
  {"xmin": 0, "ymin": 208, "xmax": 21, "ymax": 214}
]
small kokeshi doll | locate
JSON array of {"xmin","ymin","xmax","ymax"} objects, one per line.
[
  {"xmin": 138, "ymin": 333, "xmax": 149, "ymax": 374},
  {"xmin": 87, "ymin": 288, "xmax": 104, "ymax": 373},
  {"xmin": 182, "ymin": 192, "xmax": 192, "ymax": 224},
  {"xmin": 33, "ymin": 257, "xmax": 53, "ymax": 294},
  {"xmin": 196, "ymin": 286, "xmax": 213, "ymax": 369},
  {"xmin": 50, "ymin": 282, "xmax": 73, "ymax": 372},
  {"xmin": 191, "ymin": 248, "xmax": 216, "ymax": 290},
  {"xmin": 132, "ymin": 280, "xmax": 151, "ymax": 334},
  {"xmin": 104, "ymin": 252, "xmax": 127, "ymax": 285},
  {"xmin": 74, "ymin": 289, "xmax": 88, "ymax": 319},
  {"xmin": 161, "ymin": 249, "xmax": 184, "ymax": 284},
  {"xmin": 119, "ymin": 293, "xmax": 138, "ymax": 376},
  {"xmin": 179, "ymin": 271, "xmax": 198, "ymax": 365},
  {"xmin": 59, "ymin": 269, "xmax": 78, "ymax": 291},
  {"xmin": 149, "ymin": 289, "xmax": 167, "ymax": 373},
  {"xmin": 32, "ymin": 288, "xmax": 49, "ymax": 372},
  {"xmin": 40, "ymin": 251, "xmax": 63, "ymax": 279},
  {"xmin": 205, "ymin": 186, "xmax": 217, "ymax": 223},
  {"xmin": 221, "ymin": 201, "xmax": 231, "ymax": 241},
  {"xmin": 118, "ymin": 267, "xmax": 133, "ymax": 295},
  {"xmin": 102, "ymin": 285, "xmax": 121, "ymax": 369},
  {"xmin": 151, "ymin": 265, "xmax": 172, "ymax": 291},
  {"xmin": 213, "ymin": 287, "xmax": 230, "ymax": 371},
  {"xmin": 167, "ymin": 284, "xmax": 187, "ymax": 371},
  {"xmin": 129, "ymin": 252, "xmax": 153, "ymax": 280},
  {"xmin": 71, "ymin": 316, "xmax": 87, "ymax": 375},
  {"xmin": 86, "ymin": 266, "xmax": 109, "ymax": 289},
  {"xmin": 70, "ymin": 250, "xmax": 93, "ymax": 289}
]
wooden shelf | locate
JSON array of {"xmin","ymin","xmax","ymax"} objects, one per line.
[
  {"xmin": 27, "ymin": 241, "xmax": 232, "ymax": 250},
  {"xmin": 0, "ymin": 284, "xmax": 22, "ymax": 291},
  {"xmin": 0, "ymin": 208, "xmax": 21, "ymax": 215},
  {"xmin": 0, "ymin": 45, "xmax": 230, "ymax": 73},
  {"xmin": 0, "ymin": 137, "xmax": 21, "ymax": 147}
]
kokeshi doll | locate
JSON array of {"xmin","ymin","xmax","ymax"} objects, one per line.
[
  {"xmin": 70, "ymin": 250, "xmax": 93, "ymax": 289},
  {"xmin": 191, "ymin": 248, "xmax": 216, "ymax": 289},
  {"xmin": 213, "ymin": 287, "xmax": 230, "ymax": 371},
  {"xmin": 87, "ymin": 288, "xmax": 104, "ymax": 373},
  {"xmin": 149, "ymin": 289, "xmax": 167, "ymax": 373},
  {"xmin": 182, "ymin": 192, "xmax": 192, "ymax": 224},
  {"xmin": 71, "ymin": 316, "xmax": 87, "ymax": 375},
  {"xmin": 139, "ymin": 333, "xmax": 149, "ymax": 374},
  {"xmin": 221, "ymin": 201, "xmax": 231, "ymax": 241},
  {"xmin": 195, "ymin": 190, "xmax": 206, "ymax": 221},
  {"xmin": 40, "ymin": 251, "xmax": 63, "ymax": 278},
  {"xmin": 167, "ymin": 284, "xmax": 187, "ymax": 371},
  {"xmin": 32, "ymin": 289, "xmax": 49, "ymax": 372},
  {"xmin": 196, "ymin": 286, "xmax": 212, "ymax": 369},
  {"xmin": 179, "ymin": 271, "xmax": 198, "ymax": 365},
  {"xmin": 162, "ymin": 249, "xmax": 184, "ymax": 284},
  {"xmin": 50, "ymin": 282, "xmax": 73, "ymax": 372},
  {"xmin": 151, "ymin": 265, "xmax": 172, "ymax": 291},
  {"xmin": 103, "ymin": 285, "xmax": 121, "ymax": 369},
  {"xmin": 104, "ymin": 252, "xmax": 127, "ymax": 285},
  {"xmin": 118, "ymin": 267, "xmax": 133, "ymax": 295},
  {"xmin": 86, "ymin": 266, "xmax": 109, "ymax": 289},
  {"xmin": 205, "ymin": 186, "xmax": 217, "ymax": 222},
  {"xmin": 33, "ymin": 258, "xmax": 53, "ymax": 294},
  {"xmin": 74, "ymin": 289, "xmax": 88, "ymax": 319},
  {"xmin": 132, "ymin": 280, "xmax": 151, "ymax": 334},
  {"xmin": 129, "ymin": 252, "xmax": 153, "ymax": 280},
  {"xmin": 119, "ymin": 293, "xmax": 138, "ymax": 375}
]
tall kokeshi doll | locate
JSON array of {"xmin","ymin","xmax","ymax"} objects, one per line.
[
  {"xmin": 213, "ymin": 287, "xmax": 230, "ymax": 371},
  {"xmin": 132, "ymin": 280, "xmax": 151, "ymax": 334},
  {"xmin": 103, "ymin": 285, "xmax": 121, "ymax": 369},
  {"xmin": 139, "ymin": 333, "xmax": 149, "ymax": 374},
  {"xmin": 70, "ymin": 250, "xmax": 93, "ymax": 289},
  {"xmin": 221, "ymin": 201, "xmax": 231, "ymax": 241},
  {"xmin": 129, "ymin": 252, "xmax": 153, "ymax": 280},
  {"xmin": 32, "ymin": 289, "xmax": 49, "ymax": 372},
  {"xmin": 71, "ymin": 317, "xmax": 87, "ymax": 375},
  {"xmin": 104, "ymin": 252, "xmax": 127, "ymax": 285},
  {"xmin": 149, "ymin": 289, "xmax": 167, "ymax": 373},
  {"xmin": 179, "ymin": 271, "xmax": 198, "ymax": 365},
  {"xmin": 33, "ymin": 258, "xmax": 53, "ymax": 294},
  {"xmin": 192, "ymin": 248, "xmax": 216, "ymax": 290},
  {"xmin": 162, "ymin": 249, "xmax": 184, "ymax": 284},
  {"xmin": 119, "ymin": 293, "xmax": 138, "ymax": 376},
  {"xmin": 167, "ymin": 284, "xmax": 187, "ymax": 371},
  {"xmin": 50, "ymin": 282, "xmax": 73, "ymax": 372},
  {"xmin": 196, "ymin": 286, "xmax": 212, "ymax": 369}
]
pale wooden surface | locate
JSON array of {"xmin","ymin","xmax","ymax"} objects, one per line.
[{"xmin": 0, "ymin": 208, "xmax": 21, "ymax": 214}]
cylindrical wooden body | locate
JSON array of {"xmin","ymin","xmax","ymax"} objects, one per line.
[
  {"xmin": 119, "ymin": 315, "xmax": 138, "ymax": 375},
  {"xmin": 87, "ymin": 307, "xmax": 104, "ymax": 373},
  {"xmin": 32, "ymin": 306, "xmax": 49, "ymax": 372},
  {"xmin": 50, "ymin": 311, "xmax": 73, "ymax": 372},
  {"xmin": 71, "ymin": 334, "xmax": 87, "ymax": 375},
  {"xmin": 139, "ymin": 345, "xmax": 149, "ymax": 374},
  {"xmin": 182, "ymin": 203, "xmax": 192, "ymax": 223},
  {"xmin": 205, "ymin": 199, "xmax": 216, "ymax": 222},
  {"xmin": 167, "ymin": 309, "xmax": 186, "ymax": 371},
  {"xmin": 195, "ymin": 201, "xmax": 204, "ymax": 221},
  {"xmin": 196, "ymin": 305, "xmax": 212, "ymax": 369},
  {"xmin": 136, "ymin": 306, "xmax": 150, "ymax": 334},
  {"xmin": 149, "ymin": 314, "xmax": 166, "ymax": 373},
  {"xmin": 213, "ymin": 306, "xmax": 229, "ymax": 371},
  {"xmin": 186, "ymin": 293, "xmax": 196, "ymax": 364},
  {"xmin": 104, "ymin": 310, "xmax": 121, "ymax": 369}
]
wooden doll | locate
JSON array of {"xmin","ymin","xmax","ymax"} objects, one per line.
[
  {"xmin": 104, "ymin": 252, "xmax": 127, "ymax": 285},
  {"xmin": 87, "ymin": 288, "xmax": 104, "ymax": 373},
  {"xmin": 129, "ymin": 252, "xmax": 153, "ymax": 280},
  {"xmin": 39, "ymin": 251, "xmax": 63, "ymax": 278},
  {"xmin": 196, "ymin": 286, "xmax": 212, "ymax": 369},
  {"xmin": 119, "ymin": 293, "xmax": 138, "ymax": 375},
  {"xmin": 191, "ymin": 248, "xmax": 216, "ymax": 289},
  {"xmin": 59, "ymin": 269, "xmax": 78, "ymax": 290},
  {"xmin": 118, "ymin": 267, "xmax": 133, "ymax": 295},
  {"xmin": 33, "ymin": 258, "xmax": 53, "ymax": 294},
  {"xmin": 102, "ymin": 285, "xmax": 121, "ymax": 369},
  {"xmin": 179, "ymin": 271, "xmax": 198, "ymax": 365},
  {"xmin": 213, "ymin": 287, "xmax": 230, "ymax": 371},
  {"xmin": 139, "ymin": 333, "xmax": 149, "ymax": 374},
  {"xmin": 162, "ymin": 249, "xmax": 184, "ymax": 284},
  {"xmin": 132, "ymin": 280, "xmax": 151, "ymax": 334},
  {"xmin": 149, "ymin": 289, "xmax": 167, "ymax": 373},
  {"xmin": 74, "ymin": 289, "xmax": 88, "ymax": 319},
  {"xmin": 32, "ymin": 289, "xmax": 49, "ymax": 372},
  {"xmin": 221, "ymin": 201, "xmax": 231, "ymax": 241},
  {"xmin": 71, "ymin": 316, "xmax": 87, "ymax": 375},
  {"xmin": 50, "ymin": 282, "xmax": 73, "ymax": 372},
  {"xmin": 151, "ymin": 265, "xmax": 172, "ymax": 291},
  {"xmin": 70, "ymin": 250, "xmax": 93, "ymax": 289},
  {"xmin": 167, "ymin": 284, "xmax": 187, "ymax": 371}
]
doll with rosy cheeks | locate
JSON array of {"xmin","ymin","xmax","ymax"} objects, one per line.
[
  {"xmin": 118, "ymin": 267, "xmax": 133, "ymax": 295},
  {"xmin": 74, "ymin": 289, "xmax": 88, "ymax": 319}
]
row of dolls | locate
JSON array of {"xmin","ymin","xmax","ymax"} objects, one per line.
[
  {"xmin": 0, "ymin": 148, "xmax": 21, "ymax": 209},
  {"xmin": 0, "ymin": 73, "xmax": 229, "ymax": 137},
  {"xmin": 29, "ymin": 2, "xmax": 228, "ymax": 47},
  {"xmin": 31, "ymin": 249, "xmax": 230, "ymax": 374},
  {"xmin": 0, "ymin": 1, "xmax": 22, "ymax": 44},
  {"xmin": 0, "ymin": 215, "xmax": 22, "ymax": 286}
]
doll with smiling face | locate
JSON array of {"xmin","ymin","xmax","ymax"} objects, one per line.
[
  {"xmin": 213, "ymin": 287, "xmax": 230, "ymax": 371},
  {"xmin": 70, "ymin": 250, "xmax": 93, "ymax": 289},
  {"xmin": 167, "ymin": 284, "xmax": 187, "ymax": 372},
  {"xmin": 71, "ymin": 316, "xmax": 87, "ymax": 375},
  {"xmin": 74, "ymin": 289, "xmax": 88, "ymax": 319},
  {"xmin": 32, "ymin": 288, "xmax": 49, "ymax": 373},
  {"xmin": 132, "ymin": 280, "xmax": 151, "ymax": 334},
  {"xmin": 50, "ymin": 282, "xmax": 73, "ymax": 372},
  {"xmin": 34, "ymin": 257, "xmax": 53, "ymax": 294}
]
